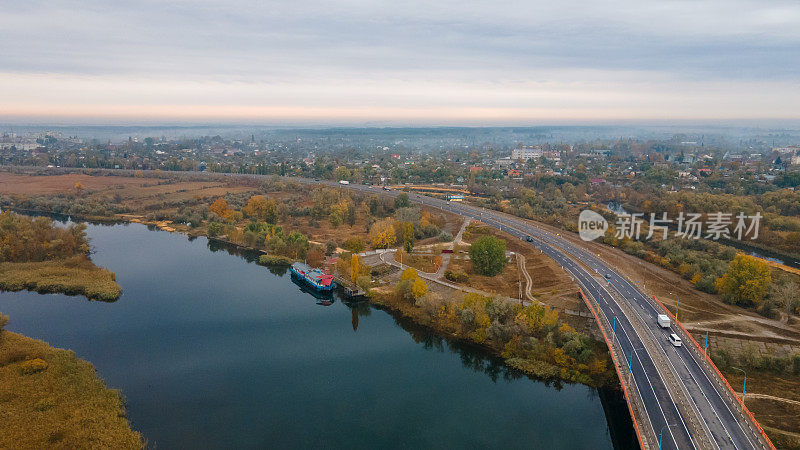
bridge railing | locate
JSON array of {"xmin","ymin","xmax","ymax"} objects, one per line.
[
  {"xmin": 579, "ymin": 288, "xmax": 654, "ymax": 450},
  {"xmin": 651, "ymin": 295, "xmax": 774, "ymax": 450}
]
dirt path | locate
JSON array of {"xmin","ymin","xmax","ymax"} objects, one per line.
[
  {"xmin": 516, "ymin": 253, "xmax": 538, "ymax": 302},
  {"xmin": 747, "ymin": 393, "xmax": 800, "ymax": 407},
  {"xmin": 435, "ymin": 218, "xmax": 470, "ymax": 279}
]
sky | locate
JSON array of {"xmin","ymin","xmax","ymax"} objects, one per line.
[{"xmin": 1, "ymin": 0, "xmax": 799, "ymax": 125}]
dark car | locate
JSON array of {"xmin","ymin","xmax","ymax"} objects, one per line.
[{"xmin": 525, "ymin": 236, "xmax": 534, "ymax": 242}]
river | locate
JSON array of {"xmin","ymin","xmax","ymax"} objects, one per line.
[{"xmin": 0, "ymin": 222, "xmax": 634, "ymax": 449}]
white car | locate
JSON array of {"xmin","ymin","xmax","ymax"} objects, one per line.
[{"xmin": 668, "ymin": 333, "xmax": 682, "ymax": 347}]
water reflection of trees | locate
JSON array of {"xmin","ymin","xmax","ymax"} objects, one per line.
[
  {"xmin": 347, "ymin": 300, "xmax": 371, "ymax": 331},
  {"xmin": 373, "ymin": 305, "xmax": 635, "ymax": 449},
  {"xmin": 373, "ymin": 307, "xmax": 566, "ymax": 387},
  {"xmin": 206, "ymin": 237, "xmax": 264, "ymax": 265}
]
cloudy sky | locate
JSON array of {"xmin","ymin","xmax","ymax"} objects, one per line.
[{"xmin": 2, "ymin": 0, "xmax": 799, "ymax": 124}]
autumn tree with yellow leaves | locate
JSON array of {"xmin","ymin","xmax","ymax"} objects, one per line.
[
  {"xmin": 209, "ymin": 198, "xmax": 231, "ymax": 219},
  {"xmin": 243, "ymin": 195, "xmax": 277, "ymax": 223},
  {"xmin": 369, "ymin": 218, "xmax": 396, "ymax": 249}
]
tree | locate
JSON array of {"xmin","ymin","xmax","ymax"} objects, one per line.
[
  {"xmin": 74, "ymin": 182, "xmax": 85, "ymax": 194},
  {"xmin": 307, "ymin": 247, "xmax": 325, "ymax": 268},
  {"xmin": 329, "ymin": 199, "xmax": 352, "ymax": 228},
  {"xmin": 395, "ymin": 192, "xmax": 410, "ymax": 209},
  {"xmin": 399, "ymin": 222, "xmax": 414, "ymax": 252},
  {"xmin": 412, "ymin": 277, "xmax": 428, "ymax": 298},
  {"xmin": 469, "ymin": 235, "xmax": 507, "ymax": 276},
  {"xmin": 401, "ymin": 267, "xmax": 419, "ymax": 281},
  {"xmin": 243, "ymin": 195, "xmax": 276, "ymax": 223},
  {"xmin": 351, "ymin": 254, "xmax": 362, "ymax": 283},
  {"xmin": 207, "ymin": 222, "xmax": 224, "ymax": 237},
  {"xmin": 771, "ymin": 280, "xmax": 799, "ymax": 322},
  {"xmin": 285, "ymin": 231, "xmax": 309, "ymax": 259},
  {"xmin": 715, "ymin": 254, "xmax": 772, "ymax": 307},
  {"xmin": 370, "ymin": 218, "xmax": 396, "ymax": 249},
  {"xmin": 210, "ymin": 198, "xmax": 231, "ymax": 219}
]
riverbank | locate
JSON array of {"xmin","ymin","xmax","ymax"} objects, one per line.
[
  {"xmin": 366, "ymin": 286, "xmax": 616, "ymax": 388},
  {"xmin": 0, "ymin": 255, "xmax": 121, "ymax": 302},
  {"xmin": 0, "ymin": 327, "xmax": 143, "ymax": 449}
]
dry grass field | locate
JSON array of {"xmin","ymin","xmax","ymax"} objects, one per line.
[
  {"xmin": 0, "ymin": 256, "xmax": 122, "ymax": 302},
  {"xmin": 0, "ymin": 330, "xmax": 143, "ymax": 449}
]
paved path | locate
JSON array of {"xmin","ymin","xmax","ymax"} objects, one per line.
[{"xmin": 377, "ymin": 248, "xmax": 525, "ymax": 304}]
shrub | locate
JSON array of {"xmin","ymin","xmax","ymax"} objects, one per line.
[
  {"xmin": 438, "ymin": 231, "xmax": 453, "ymax": 242},
  {"xmin": 258, "ymin": 254, "xmax": 293, "ymax": 266},
  {"xmin": 342, "ymin": 238, "xmax": 364, "ymax": 253},
  {"xmin": 757, "ymin": 300, "xmax": 779, "ymax": 319},
  {"xmin": 326, "ymin": 240, "xmax": 340, "ymax": 255},
  {"xmin": 711, "ymin": 349, "xmax": 733, "ymax": 372},
  {"xmin": 20, "ymin": 358, "xmax": 48, "ymax": 374},
  {"xmin": 445, "ymin": 270, "xmax": 468, "ymax": 283},
  {"xmin": 356, "ymin": 275, "xmax": 372, "ymax": 292},
  {"xmin": 0, "ymin": 313, "xmax": 8, "ymax": 332},
  {"xmin": 207, "ymin": 222, "xmax": 224, "ymax": 237},
  {"xmin": 370, "ymin": 264, "xmax": 393, "ymax": 277}
]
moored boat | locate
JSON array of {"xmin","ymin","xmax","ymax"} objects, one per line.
[{"xmin": 289, "ymin": 262, "xmax": 336, "ymax": 292}]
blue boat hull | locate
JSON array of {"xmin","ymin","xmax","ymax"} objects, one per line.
[{"xmin": 290, "ymin": 267, "xmax": 335, "ymax": 292}]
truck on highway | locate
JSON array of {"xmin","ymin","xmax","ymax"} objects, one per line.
[
  {"xmin": 338, "ymin": 180, "xmax": 350, "ymax": 185},
  {"xmin": 657, "ymin": 314, "xmax": 671, "ymax": 328}
]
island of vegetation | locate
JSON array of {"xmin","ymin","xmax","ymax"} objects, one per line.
[{"xmin": 0, "ymin": 211, "xmax": 121, "ymax": 301}]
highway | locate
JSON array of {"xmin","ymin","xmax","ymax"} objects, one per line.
[{"xmin": 311, "ymin": 179, "xmax": 770, "ymax": 450}]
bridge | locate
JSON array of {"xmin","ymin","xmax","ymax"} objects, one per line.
[{"xmin": 323, "ymin": 179, "xmax": 774, "ymax": 450}]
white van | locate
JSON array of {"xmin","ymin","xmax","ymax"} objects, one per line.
[{"xmin": 668, "ymin": 333, "xmax": 682, "ymax": 347}]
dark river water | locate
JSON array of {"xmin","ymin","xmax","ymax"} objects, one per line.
[{"xmin": 0, "ymin": 222, "xmax": 634, "ymax": 449}]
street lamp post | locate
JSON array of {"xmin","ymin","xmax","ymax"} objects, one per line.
[
  {"xmin": 732, "ymin": 366, "xmax": 747, "ymax": 403},
  {"xmin": 612, "ymin": 316, "xmax": 616, "ymax": 345}
]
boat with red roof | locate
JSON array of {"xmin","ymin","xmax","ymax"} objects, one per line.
[{"xmin": 289, "ymin": 262, "xmax": 336, "ymax": 292}]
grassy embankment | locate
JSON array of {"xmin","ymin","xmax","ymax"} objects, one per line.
[
  {"xmin": 0, "ymin": 255, "xmax": 121, "ymax": 302},
  {"xmin": 0, "ymin": 318, "xmax": 143, "ymax": 449}
]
